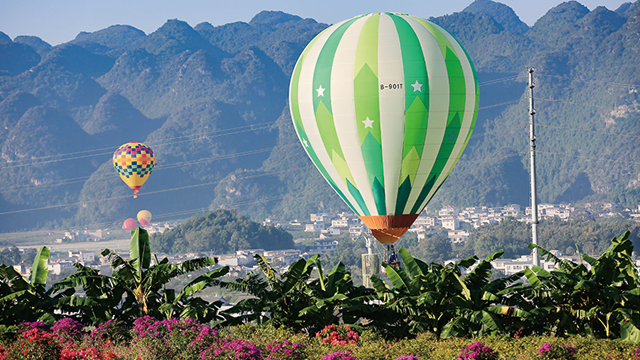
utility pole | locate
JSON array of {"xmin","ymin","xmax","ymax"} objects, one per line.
[
  {"xmin": 528, "ymin": 68, "xmax": 539, "ymax": 267},
  {"xmin": 361, "ymin": 232, "xmax": 380, "ymax": 288}
]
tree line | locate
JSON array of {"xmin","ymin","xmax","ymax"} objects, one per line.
[{"xmin": 3, "ymin": 227, "xmax": 640, "ymax": 342}]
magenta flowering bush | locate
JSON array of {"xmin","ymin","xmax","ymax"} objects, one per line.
[
  {"xmin": 395, "ymin": 355, "xmax": 420, "ymax": 360},
  {"xmin": 265, "ymin": 339, "xmax": 306, "ymax": 360},
  {"xmin": 537, "ymin": 342, "xmax": 576, "ymax": 359},
  {"xmin": 130, "ymin": 316, "xmax": 219, "ymax": 360},
  {"xmin": 52, "ymin": 318, "xmax": 84, "ymax": 342},
  {"xmin": 200, "ymin": 338, "xmax": 263, "ymax": 360},
  {"xmin": 320, "ymin": 350, "xmax": 357, "ymax": 360},
  {"xmin": 456, "ymin": 342, "xmax": 496, "ymax": 360}
]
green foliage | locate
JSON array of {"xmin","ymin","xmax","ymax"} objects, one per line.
[
  {"xmin": 151, "ymin": 209, "xmax": 294, "ymax": 254},
  {"xmin": 462, "ymin": 218, "xmax": 640, "ymax": 258},
  {"xmin": 222, "ymin": 254, "xmax": 372, "ymax": 334},
  {"xmin": 50, "ymin": 228, "xmax": 230, "ymax": 325}
]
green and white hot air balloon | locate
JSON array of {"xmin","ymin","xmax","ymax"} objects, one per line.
[{"xmin": 289, "ymin": 13, "xmax": 478, "ymax": 245}]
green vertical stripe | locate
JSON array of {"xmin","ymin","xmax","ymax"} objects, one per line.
[
  {"xmin": 311, "ymin": 16, "xmax": 371, "ymax": 216},
  {"xmin": 292, "ymin": 122, "xmax": 356, "ymax": 214},
  {"xmin": 389, "ymin": 14, "xmax": 430, "ymax": 215},
  {"xmin": 289, "ymin": 25, "xmax": 358, "ymax": 214},
  {"xmin": 354, "ymin": 15, "xmax": 385, "ymax": 215},
  {"xmin": 409, "ymin": 21, "xmax": 467, "ymax": 214},
  {"xmin": 290, "ymin": 27, "xmax": 330, "ymax": 132}
]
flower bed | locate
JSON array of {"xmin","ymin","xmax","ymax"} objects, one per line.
[{"xmin": 0, "ymin": 318, "xmax": 639, "ymax": 360}]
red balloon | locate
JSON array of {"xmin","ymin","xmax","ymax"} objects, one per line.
[{"xmin": 122, "ymin": 218, "xmax": 138, "ymax": 230}]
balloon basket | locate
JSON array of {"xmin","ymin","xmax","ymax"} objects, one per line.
[{"xmin": 383, "ymin": 244, "xmax": 400, "ymax": 270}]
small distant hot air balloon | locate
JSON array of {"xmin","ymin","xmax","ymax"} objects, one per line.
[
  {"xmin": 289, "ymin": 13, "xmax": 478, "ymax": 254},
  {"xmin": 122, "ymin": 218, "xmax": 138, "ymax": 230},
  {"xmin": 113, "ymin": 142, "xmax": 156, "ymax": 198},
  {"xmin": 137, "ymin": 210, "xmax": 152, "ymax": 227}
]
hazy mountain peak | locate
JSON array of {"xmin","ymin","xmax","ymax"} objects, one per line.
[
  {"xmin": 13, "ymin": 35, "xmax": 52, "ymax": 56},
  {"xmin": 143, "ymin": 19, "xmax": 224, "ymax": 56},
  {"xmin": 72, "ymin": 25, "xmax": 146, "ymax": 50},
  {"xmin": 249, "ymin": 11, "xmax": 304, "ymax": 27},
  {"xmin": 463, "ymin": 0, "xmax": 529, "ymax": 33},
  {"xmin": 578, "ymin": 6, "xmax": 626, "ymax": 35},
  {"xmin": 534, "ymin": 1, "xmax": 590, "ymax": 28},
  {"xmin": 0, "ymin": 32, "xmax": 11, "ymax": 44},
  {"xmin": 615, "ymin": 2, "xmax": 632, "ymax": 15}
]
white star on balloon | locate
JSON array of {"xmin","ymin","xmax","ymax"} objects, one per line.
[
  {"xmin": 302, "ymin": 139, "xmax": 309, "ymax": 147},
  {"xmin": 411, "ymin": 80, "xmax": 423, "ymax": 92},
  {"xmin": 362, "ymin": 117, "xmax": 374, "ymax": 128},
  {"xmin": 316, "ymin": 85, "xmax": 325, "ymax": 97}
]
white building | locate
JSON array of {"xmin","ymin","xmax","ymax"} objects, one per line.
[
  {"xmin": 441, "ymin": 217, "xmax": 459, "ymax": 230},
  {"xmin": 439, "ymin": 206, "xmax": 459, "ymax": 217},
  {"xmin": 310, "ymin": 213, "xmax": 332, "ymax": 223},
  {"xmin": 331, "ymin": 219, "xmax": 349, "ymax": 228},
  {"xmin": 48, "ymin": 260, "xmax": 74, "ymax": 275},
  {"xmin": 491, "ymin": 256, "xmax": 557, "ymax": 276},
  {"xmin": 322, "ymin": 227, "xmax": 341, "ymax": 236},
  {"xmin": 414, "ymin": 216, "xmax": 436, "ymax": 227},
  {"xmin": 312, "ymin": 240, "xmax": 339, "ymax": 254},
  {"xmin": 448, "ymin": 230, "xmax": 469, "ymax": 244},
  {"xmin": 349, "ymin": 225, "xmax": 364, "ymax": 237},
  {"xmin": 305, "ymin": 222, "xmax": 325, "ymax": 232},
  {"xmin": 68, "ymin": 250, "xmax": 95, "ymax": 263}
]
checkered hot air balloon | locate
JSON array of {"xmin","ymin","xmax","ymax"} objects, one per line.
[
  {"xmin": 113, "ymin": 142, "xmax": 156, "ymax": 198},
  {"xmin": 289, "ymin": 13, "xmax": 479, "ymax": 245}
]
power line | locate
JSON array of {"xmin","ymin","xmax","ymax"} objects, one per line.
[
  {"xmin": 536, "ymin": 73, "xmax": 640, "ymax": 89},
  {"xmin": 535, "ymin": 123, "xmax": 640, "ymax": 139},
  {"xmin": 536, "ymin": 97, "xmax": 640, "ymax": 111},
  {"xmin": 0, "ymin": 165, "xmax": 314, "ymax": 216},
  {"xmin": 2, "ymin": 121, "xmax": 276, "ymax": 167},
  {"xmin": 536, "ymin": 150, "xmax": 637, "ymax": 164}
]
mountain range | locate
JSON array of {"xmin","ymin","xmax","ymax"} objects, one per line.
[{"xmin": 0, "ymin": 1, "xmax": 639, "ymax": 231}]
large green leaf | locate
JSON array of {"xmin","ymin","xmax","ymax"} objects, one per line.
[
  {"xmin": 399, "ymin": 246, "xmax": 422, "ymax": 279},
  {"xmin": 384, "ymin": 263, "xmax": 409, "ymax": 290},
  {"xmin": 29, "ymin": 246, "xmax": 50, "ymax": 286},
  {"xmin": 175, "ymin": 267, "xmax": 230, "ymax": 302},
  {"xmin": 130, "ymin": 228, "xmax": 151, "ymax": 279}
]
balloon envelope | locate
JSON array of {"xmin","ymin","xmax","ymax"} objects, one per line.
[
  {"xmin": 289, "ymin": 13, "xmax": 478, "ymax": 244},
  {"xmin": 122, "ymin": 218, "xmax": 138, "ymax": 230},
  {"xmin": 137, "ymin": 210, "xmax": 152, "ymax": 227},
  {"xmin": 113, "ymin": 142, "xmax": 156, "ymax": 198}
]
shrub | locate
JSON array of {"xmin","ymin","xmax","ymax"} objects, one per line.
[
  {"xmin": 52, "ymin": 318, "xmax": 84, "ymax": 343},
  {"xmin": 6, "ymin": 328, "xmax": 61, "ymax": 360},
  {"xmin": 265, "ymin": 339, "xmax": 306, "ymax": 360},
  {"xmin": 456, "ymin": 342, "xmax": 496, "ymax": 360},
  {"xmin": 320, "ymin": 351, "xmax": 357, "ymax": 360},
  {"xmin": 90, "ymin": 319, "xmax": 131, "ymax": 344},
  {"xmin": 537, "ymin": 342, "xmax": 576, "ymax": 359},
  {"xmin": 201, "ymin": 338, "xmax": 263, "ymax": 360},
  {"xmin": 395, "ymin": 356, "xmax": 421, "ymax": 360},
  {"xmin": 315, "ymin": 325, "xmax": 359, "ymax": 346}
]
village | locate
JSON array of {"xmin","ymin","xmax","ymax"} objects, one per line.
[{"xmin": 11, "ymin": 202, "xmax": 640, "ymax": 283}]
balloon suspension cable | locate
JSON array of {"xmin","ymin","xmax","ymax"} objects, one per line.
[{"xmin": 364, "ymin": 232, "xmax": 374, "ymax": 255}]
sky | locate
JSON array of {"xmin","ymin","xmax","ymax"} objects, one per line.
[{"xmin": 0, "ymin": 0, "xmax": 632, "ymax": 46}]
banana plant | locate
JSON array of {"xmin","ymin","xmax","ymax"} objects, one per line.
[
  {"xmin": 524, "ymin": 231, "xmax": 640, "ymax": 341},
  {"xmin": 369, "ymin": 246, "xmax": 471, "ymax": 338},
  {"xmin": 53, "ymin": 228, "xmax": 230, "ymax": 324},
  {"xmin": 0, "ymin": 247, "xmax": 62, "ymax": 325},
  {"xmin": 222, "ymin": 254, "xmax": 319, "ymax": 331},
  {"xmin": 298, "ymin": 257, "xmax": 375, "ymax": 334}
]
